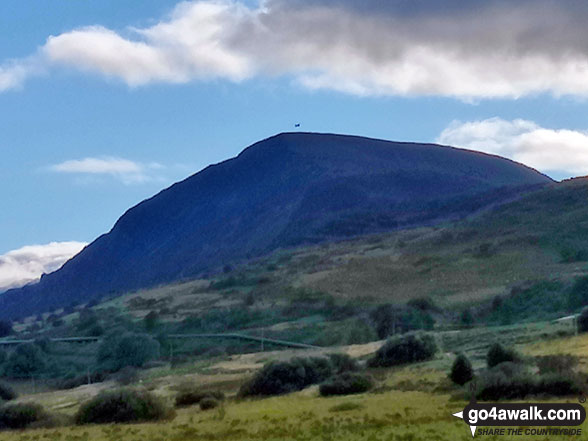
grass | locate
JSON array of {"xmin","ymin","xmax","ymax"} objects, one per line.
[
  {"xmin": 1, "ymin": 325, "xmax": 587, "ymax": 439},
  {"xmin": 0, "ymin": 386, "xmax": 585, "ymax": 440}
]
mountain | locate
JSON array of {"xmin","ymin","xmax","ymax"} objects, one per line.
[{"xmin": 0, "ymin": 132, "xmax": 551, "ymax": 319}]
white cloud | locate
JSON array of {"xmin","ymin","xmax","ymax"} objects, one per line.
[
  {"xmin": 42, "ymin": 2, "xmax": 253, "ymax": 86},
  {"xmin": 0, "ymin": 242, "xmax": 87, "ymax": 292},
  {"xmin": 437, "ymin": 118, "xmax": 588, "ymax": 179},
  {"xmin": 49, "ymin": 157, "xmax": 164, "ymax": 184},
  {"xmin": 5, "ymin": 1, "xmax": 588, "ymax": 99},
  {"xmin": 0, "ymin": 56, "xmax": 43, "ymax": 92}
]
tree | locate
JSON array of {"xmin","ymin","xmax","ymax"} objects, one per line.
[
  {"xmin": 486, "ymin": 343, "xmax": 519, "ymax": 368},
  {"xmin": 460, "ymin": 309, "xmax": 474, "ymax": 328},
  {"xmin": 143, "ymin": 311, "xmax": 160, "ymax": 332},
  {"xmin": 0, "ymin": 320, "xmax": 13, "ymax": 337},
  {"xmin": 450, "ymin": 353, "xmax": 474, "ymax": 385},
  {"xmin": 578, "ymin": 307, "xmax": 588, "ymax": 333},
  {"xmin": 4, "ymin": 344, "xmax": 45, "ymax": 378},
  {"xmin": 568, "ymin": 276, "xmax": 588, "ymax": 310},
  {"xmin": 98, "ymin": 332, "xmax": 160, "ymax": 371}
]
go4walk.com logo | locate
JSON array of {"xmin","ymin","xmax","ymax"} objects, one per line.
[{"xmin": 453, "ymin": 396, "xmax": 586, "ymax": 437}]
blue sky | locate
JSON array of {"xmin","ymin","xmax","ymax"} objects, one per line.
[{"xmin": 2, "ymin": 0, "xmax": 588, "ymax": 289}]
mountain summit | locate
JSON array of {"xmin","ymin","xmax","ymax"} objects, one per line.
[{"xmin": 0, "ymin": 133, "xmax": 551, "ymax": 318}]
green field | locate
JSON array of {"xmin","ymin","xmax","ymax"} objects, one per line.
[{"xmin": 1, "ymin": 325, "xmax": 586, "ymax": 440}]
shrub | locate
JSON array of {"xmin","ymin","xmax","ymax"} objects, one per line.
[
  {"xmin": 175, "ymin": 387, "xmax": 225, "ymax": 408},
  {"xmin": 407, "ymin": 297, "xmax": 439, "ymax": 312},
  {"xmin": 475, "ymin": 367, "xmax": 583, "ymax": 401},
  {"xmin": 34, "ymin": 337, "xmax": 52, "ymax": 353},
  {"xmin": 328, "ymin": 402, "xmax": 364, "ymax": 412},
  {"xmin": 87, "ymin": 324, "xmax": 105, "ymax": 337},
  {"xmin": 450, "ymin": 354, "xmax": 474, "ymax": 386},
  {"xmin": 239, "ymin": 357, "xmax": 333, "ymax": 397},
  {"xmin": 319, "ymin": 373, "xmax": 374, "ymax": 396},
  {"xmin": 0, "ymin": 349, "xmax": 6, "ymax": 364},
  {"xmin": 115, "ymin": 366, "xmax": 139, "ymax": 386},
  {"xmin": 486, "ymin": 343, "xmax": 520, "ymax": 368},
  {"xmin": 57, "ymin": 372, "xmax": 106, "ymax": 390},
  {"xmin": 199, "ymin": 397, "xmax": 219, "ymax": 411},
  {"xmin": 52, "ymin": 318, "xmax": 65, "ymax": 328},
  {"xmin": 0, "ymin": 382, "xmax": 17, "ymax": 401},
  {"xmin": 328, "ymin": 353, "xmax": 359, "ymax": 374},
  {"xmin": 0, "ymin": 403, "xmax": 47, "ymax": 429},
  {"xmin": 368, "ymin": 334, "xmax": 437, "ymax": 368},
  {"xmin": 559, "ymin": 247, "xmax": 588, "ymax": 263},
  {"xmin": 578, "ymin": 307, "xmax": 588, "ymax": 333},
  {"xmin": 75, "ymin": 389, "xmax": 173, "ymax": 424},
  {"xmin": 536, "ymin": 355, "xmax": 578, "ymax": 375}
]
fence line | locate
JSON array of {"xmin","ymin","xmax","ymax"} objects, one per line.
[{"xmin": 0, "ymin": 333, "xmax": 320, "ymax": 349}]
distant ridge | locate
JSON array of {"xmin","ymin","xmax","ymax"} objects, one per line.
[{"xmin": 0, "ymin": 132, "xmax": 551, "ymax": 319}]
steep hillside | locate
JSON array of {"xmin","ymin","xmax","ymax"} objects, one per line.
[
  {"xmin": 0, "ymin": 132, "xmax": 550, "ymax": 319},
  {"xmin": 280, "ymin": 178, "xmax": 588, "ymax": 308}
]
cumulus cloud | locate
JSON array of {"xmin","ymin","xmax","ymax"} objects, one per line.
[
  {"xmin": 0, "ymin": 242, "xmax": 87, "ymax": 292},
  {"xmin": 49, "ymin": 157, "xmax": 164, "ymax": 184},
  {"xmin": 3, "ymin": 0, "xmax": 588, "ymax": 98},
  {"xmin": 437, "ymin": 118, "xmax": 588, "ymax": 179},
  {"xmin": 43, "ymin": 2, "xmax": 254, "ymax": 86}
]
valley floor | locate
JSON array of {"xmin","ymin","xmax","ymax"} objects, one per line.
[{"xmin": 1, "ymin": 322, "xmax": 587, "ymax": 441}]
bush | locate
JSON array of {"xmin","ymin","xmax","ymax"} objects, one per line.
[
  {"xmin": 475, "ymin": 367, "xmax": 583, "ymax": 401},
  {"xmin": 536, "ymin": 355, "xmax": 578, "ymax": 375},
  {"xmin": 239, "ymin": 357, "xmax": 333, "ymax": 397},
  {"xmin": 486, "ymin": 343, "xmax": 520, "ymax": 368},
  {"xmin": 0, "ymin": 349, "xmax": 6, "ymax": 364},
  {"xmin": 87, "ymin": 324, "xmax": 105, "ymax": 337},
  {"xmin": 319, "ymin": 373, "xmax": 374, "ymax": 396},
  {"xmin": 57, "ymin": 372, "xmax": 106, "ymax": 390},
  {"xmin": 328, "ymin": 353, "xmax": 359, "ymax": 374},
  {"xmin": 407, "ymin": 297, "xmax": 439, "ymax": 312},
  {"xmin": 328, "ymin": 402, "xmax": 364, "ymax": 412},
  {"xmin": 175, "ymin": 387, "xmax": 225, "ymax": 408},
  {"xmin": 0, "ymin": 382, "xmax": 17, "ymax": 401},
  {"xmin": 578, "ymin": 307, "xmax": 588, "ymax": 333},
  {"xmin": 450, "ymin": 354, "xmax": 474, "ymax": 386},
  {"xmin": 115, "ymin": 366, "xmax": 139, "ymax": 386},
  {"xmin": 368, "ymin": 334, "xmax": 437, "ymax": 368},
  {"xmin": 75, "ymin": 389, "xmax": 173, "ymax": 424},
  {"xmin": 559, "ymin": 247, "xmax": 588, "ymax": 263},
  {"xmin": 199, "ymin": 397, "xmax": 219, "ymax": 411},
  {"xmin": 0, "ymin": 403, "xmax": 47, "ymax": 429}
]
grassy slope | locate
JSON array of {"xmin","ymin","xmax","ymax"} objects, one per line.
[{"xmin": 1, "ymin": 322, "xmax": 585, "ymax": 441}]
